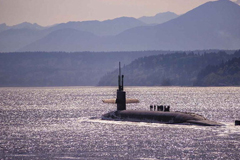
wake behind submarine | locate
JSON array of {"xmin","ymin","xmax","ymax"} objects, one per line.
[{"xmin": 102, "ymin": 62, "xmax": 222, "ymax": 126}]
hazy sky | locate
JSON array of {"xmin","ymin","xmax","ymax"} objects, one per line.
[{"xmin": 0, "ymin": 0, "xmax": 239, "ymax": 26}]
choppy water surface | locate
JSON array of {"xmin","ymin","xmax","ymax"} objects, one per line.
[{"xmin": 0, "ymin": 87, "xmax": 240, "ymax": 159}]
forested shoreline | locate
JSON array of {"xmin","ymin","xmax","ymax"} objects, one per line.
[
  {"xmin": 194, "ymin": 56, "xmax": 240, "ymax": 86},
  {"xmin": 98, "ymin": 50, "xmax": 240, "ymax": 86},
  {"xmin": 0, "ymin": 50, "xmax": 240, "ymax": 87},
  {"xmin": 0, "ymin": 51, "xmax": 167, "ymax": 87}
]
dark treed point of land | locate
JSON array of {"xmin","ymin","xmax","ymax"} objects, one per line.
[{"xmin": 0, "ymin": 50, "xmax": 240, "ymax": 87}]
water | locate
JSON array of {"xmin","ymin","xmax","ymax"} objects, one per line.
[{"xmin": 0, "ymin": 87, "xmax": 240, "ymax": 159}]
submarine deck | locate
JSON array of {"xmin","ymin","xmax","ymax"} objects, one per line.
[{"xmin": 102, "ymin": 110, "xmax": 222, "ymax": 126}]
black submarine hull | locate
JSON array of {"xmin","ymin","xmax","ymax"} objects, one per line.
[{"xmin": 102, "ymin": 110, "xmax": 222, "ymax": 126}]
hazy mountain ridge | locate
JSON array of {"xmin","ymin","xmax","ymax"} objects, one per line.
[
  {"xmin": 138, "ymin": 12, "xmax": 179, "ymax": 24},
  {"xmin": 19, "ymin": 29, "xmax": 101, "ymax": 52},
  {"xmin": 49, "ymin": 17, "xmax": 146, "ymax": 36},
  {"xmin": 0, "ymin": 22, "xmax": 45, "ymax": 33},
  {"xmin": 10, "ymin": 22, "xmax": 45, "ymax": 30},
  {"xmin": 104, "ymin": 0, "xmax": 240, "ymax": 51},
  {"xmin": 19, "ymin": 0, "xmax": 240, "ymax": 52},
  {"xmin": 0, "ymin": 17, "xmax": 149, "ymax": 52},
  {"xmin": 0, "ymin": 28, "xmax": 50, "ymax": 52},
  {"xmin": 1, "ymin": 0, "xmax": 239, "ymax": 52}
]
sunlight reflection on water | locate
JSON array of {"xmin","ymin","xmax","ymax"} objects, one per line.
[{"xmin": 0, "ymin": 86, "xmax": 240, "ymax": 159}]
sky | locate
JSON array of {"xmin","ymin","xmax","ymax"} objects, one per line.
[{"xmin": 0, "ymin": 0, "xmax": 239, "ymax": 26}]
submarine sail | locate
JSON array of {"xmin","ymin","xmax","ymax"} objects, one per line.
[{"xmin": 102, "ymin": 62, "xmax": 139, "ymax": 108}]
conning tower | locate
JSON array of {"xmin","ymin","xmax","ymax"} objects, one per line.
[
  {"xmin": 117, "ymin": 62, "xmax": 126, "ymax": 110},
  {"xmin": 102, "ymin": 62, "xmax": 139, "ymax": 108}
]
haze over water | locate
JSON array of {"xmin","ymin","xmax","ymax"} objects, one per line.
[{"xmin": 0, "ymin": 86, "xmax": 240, "ymax": 159}]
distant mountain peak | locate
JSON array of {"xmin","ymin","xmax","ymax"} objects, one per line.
[
  {"xmin": 107, "ymin": 16, "xmax": 135, "ymax": 20},
  {"xmin": 103, "ymin": 16, "xmax": 145, "ymax": 25},
  {"xmin": 49, "ymin": 16, "xmax": 145, "ymax": 36},
  {"xmin": 205, "ymin": 0, "xmax": 239, "ymax": 7},
  {"xmin": 138, "ymin": 12, "xmax": 178, "ymax": 24},
  {"xmin": 155, "ymin": 11, "xmax": 177, "ymax": 16},
  {"xmin": 176, "ymin": 0, "xmax": 240, "ymax": 20},
  {"xmin": 10, "ymin": 22, "xmax": 44, "ymax": 30}
]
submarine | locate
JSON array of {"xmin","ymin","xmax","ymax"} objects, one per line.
[{"xmin": 102, "ymin": 62, "xmax": 222, "ymax": 126}]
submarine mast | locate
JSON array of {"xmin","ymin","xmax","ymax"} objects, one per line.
[
  {"xmin": 117, "ymin": 62, "xmax": 126, "ymax": 110},
  {"xmin": 102, "ymin": 62, "xmax": 139, "ymax": 107}
]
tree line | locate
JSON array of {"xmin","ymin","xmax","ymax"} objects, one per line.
[
  {"xmin": 194, "ymin": 54, "xmax": 240, "ymax": 86},
  {"xmin": 0, "ymin": 51, "xmax": 168, "ymax": 87},
  {"xmin": 98, "ymin": 50, "xmax": 240, "ymax": 86},
  {"xmin": 1, "ymin": 50, "xmax": 239, "ymax": 87}
]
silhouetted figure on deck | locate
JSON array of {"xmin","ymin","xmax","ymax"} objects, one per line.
[
  {"xmin": 165, "ymin": 106, "xmax": 170, "ymax": 112},
  {"xmin": 150, "ymin": 105, "xmax": 153, "ymax": 111},
  {"xmin": 160, "ymin": 105, "xmax": 163, "ymax": 111}
]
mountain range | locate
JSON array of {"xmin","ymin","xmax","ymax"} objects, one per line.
[
  {"xmin": 0, "ymin": 12, "xmax": 176, "ymax": 52},
  {"xmin": 1, "ymin": 0, "xmax": 240, "ymax": 52}
]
